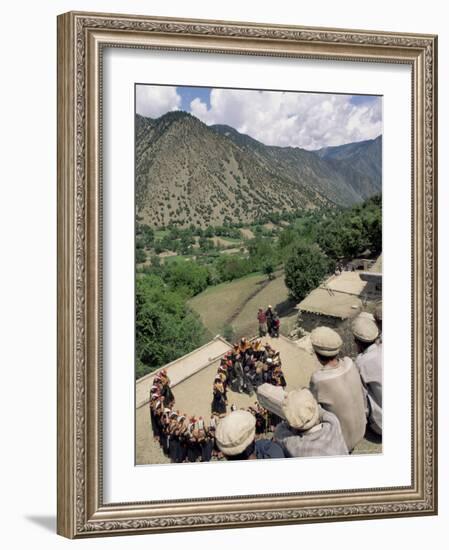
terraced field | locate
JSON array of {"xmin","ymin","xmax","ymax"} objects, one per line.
[{"xmin": 188, "ymin": 271, "xmax": 297, "ymax": 341}]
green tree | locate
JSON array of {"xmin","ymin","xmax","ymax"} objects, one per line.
[
  {"xmin": 262, "ymin": 260, "xmax": 275, "ymax": 280},
  {"xmin": 284, "ymin": 243, "xmax": 331, "ymax": 301},
  {"xmin": 248, "ymin": 237, "xmax": 278, "ymax": 270},
  {"xmin": 136, "ymin": 248, "xmax": 146, "ymax": 264},
  {"xmin": 215, "ymin": 256, "xmax": 251, "ymax": 282},
  {"xmin": 135, "ymin": 275, "xmax": 206, "ymax": 378},
  {"xmin": 162, "ymin": 261, "xmax": 210, "ymax": 297},
  {"xmin": 138, "ymin": 224, "xmax": 155, "ymax": 248}
]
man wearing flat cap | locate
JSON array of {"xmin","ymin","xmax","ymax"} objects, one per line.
[
  {"xmin": 274, "ymin": 388, "xmax": 348, "ymax": 457},
  {"xmin": 309, "ymin": 326, "xmax": 366, "ymax": 452},
  {"xmin": 215, "ymin": 410, "xmax": 284, "ymax": 460},
  {"xmin": 352, "ymin": 315, "xmax": 382, "ymax": 435},
  {"xmin": 374, "ymin": 302, "xmax": 382, "ymax": 343}
]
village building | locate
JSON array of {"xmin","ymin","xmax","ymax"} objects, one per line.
[{"xmin": 294, "ymin": 255, "xmax": 382, "ymax": 357}]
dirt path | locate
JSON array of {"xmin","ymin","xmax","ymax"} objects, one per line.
[{"xmin": 225, "ymin": 277, "xmax": 272, "ymax": 327}]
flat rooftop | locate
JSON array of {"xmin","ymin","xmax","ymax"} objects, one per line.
[
  {"xmin": 298, "ymin": 255, "xmax": 382, "ymax": 319},
  {"xmin": 136, "ymin": 336, "xmax": 232, "ymax": 409},
  {"xmin": 298, "ymin": 273, "xmax": 364, "ymax": 319}
]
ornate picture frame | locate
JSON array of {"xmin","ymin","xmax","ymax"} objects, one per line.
[{"xmin": 57, "ymin": 11, "xmax": 437, "ymax": 538}]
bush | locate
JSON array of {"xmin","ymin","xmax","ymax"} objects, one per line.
[
  {"xmin": 222, "ymin": 324, "xmax": 235, "ymax": 342},
  {"xmin": 284, "ymin": 243, "xmax": 331, "ymax": 301}
]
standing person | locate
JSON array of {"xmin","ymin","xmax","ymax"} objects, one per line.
[
  {"xmin": 211, "ymin": 376, "xmax": 227, "ymax": 417},
  {"xmin": 159, "ymin": 408, "xmax": 171, "ymax": 456},
  {"xmin": 215, "ymin": 410, "xmax": 284, "ymax": 460},
  {"xmin": 274, "ymin": 388, "xmax": 348, "ymax": 457},
  {"xmin": 252, "ymin": 339, "xmax": 264, "ymax": 360},
  {"xmin": 253, "ymin": 364, "xmax": 264, "ymax": 387},
  {"xmin": 150, "ymin": 399, "xmax": 163, "ymax": 441},
  {"xmin": 257, "ymin": 308, "xmax": 267, "ymax": 337},
  {"xmin": 232, "ymin": 354, "xmax": 245, "ymax": 394},
  {"xmin": 272, "ymin": 365, "xmax": 286, "ymax": 388},
  {"xmin": 265, "ymin": 305, "xmax": 274, "ymax": 336},
  {"xmin": 218, "ymin": 365, "xmax": 228, "ymax": 390},
  {"xmin": 168, "ymin": 411, "xmax": 180, "ymax": 463},
  {"xmin": 264, "ymin": 358, "xmax": 274, "ymax": 385},
  {"xmin": 176, "ymin": 415, "xmax": 188, "ymax": 463},
  {"xmin": 272, "ymin": 314, "xmax": 280, "ymax": 338},
  {"xmin": 309, "ymin": 326, "xmax": 367, "ymax": 452},
  {"xmin": 352, "ymin": 315, "xmax": 382, "ymax": 435},
  {"xmin": 159, "ymin": 370, "xmax": 175, "ymax": 407},
  {"xmin": 186, "ymin": 417, "xmax": 201, "ymax": 462},
  {"xmin": 199, "ymin": 421, "xmax": 214, "ymax": 462}
]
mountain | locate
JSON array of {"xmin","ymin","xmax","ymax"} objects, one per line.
[
  {"xmin": 212, "ymin": 125, "xmax": 381, "ymax": 206},
  {"xmin": 315, "ymin": 136, "xmax": 382, "ymax": 199},
  {"xmin": 136, "ymin": 111, "xmax": 381, "ymax": 228}
]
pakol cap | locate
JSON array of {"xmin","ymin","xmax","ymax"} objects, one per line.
[
  {"xmin": 352, "ymin": 315, "xmax": 379, "ymax": 343},
  {"xmin": 215, "ymin": 410, "xmax": 256, "ymax": 456},
  {"xmin": 282, "ymin": 388, "xmax": 320, "ymax": 431},
  {"xmin": 358, "ymin": 311, "xmax": 375, "ymax": 321},
  {"xmin": 310, "ymin": 327, "xmax": 342, "ymax": 357}
]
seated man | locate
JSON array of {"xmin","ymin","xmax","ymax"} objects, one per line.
[
  {"xmin": 352, "ymin": 315, "xmax": 382, "ymax": 435},
  {"xmin": 215, "ymin": 410, "xmax": 284, "ymax": 460},
  {"xmin": 374, "ymin": 302, "xmax": 382, "ymax": 343},
  {"xmin": 309, "ymin": 326, "xmax": 366, "ymax": 452},
  {"xmin": 274, "ymin": 388, "xmax": 348, "ymax": 457}
]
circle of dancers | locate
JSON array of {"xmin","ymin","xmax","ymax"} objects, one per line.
[
  {"xmin": 147, "ymin": 304, "xmax": 383, "ymax": 463},
  {"xmin": 148, "ymin": 338, "xmax": 287, "ymax": 463}
]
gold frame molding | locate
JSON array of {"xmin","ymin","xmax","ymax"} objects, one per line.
[{"xmin": 57, "ymin": 11, "xmax": 438, "ymax": 538}]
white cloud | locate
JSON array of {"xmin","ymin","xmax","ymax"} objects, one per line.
[
  {"xmin": 136, "ymin": 85, "xmax": 181, "ymax": 118},
  {"xmin": 189, "ymin": 89, "xmax": 382, "ymax": 150}
]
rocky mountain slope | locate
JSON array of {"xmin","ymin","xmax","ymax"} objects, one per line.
[{"xmin": 136, "ymin": 111, "xmax": 381, "ymax": 228}]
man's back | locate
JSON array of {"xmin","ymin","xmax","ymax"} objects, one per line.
[
  {"xmin": 356, "ymin": 342, "xmax": 382, "ymax": 434},
  {"xmin": 310, "ymin": 357, "xmax": 366, "ymax": 451}
]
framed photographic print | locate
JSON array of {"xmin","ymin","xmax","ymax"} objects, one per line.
[{"xmin": 57, "ymin": 11, "xmax": 438, "ymax": 538}]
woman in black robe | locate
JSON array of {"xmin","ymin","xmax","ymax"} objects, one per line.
[
  {"xmin": 186, "ymin": 425, "xmax": 202, "ymax": 462},
  {"xmin": 211, "ymin": 379, "xmax": 227, "ymax": 416},
  {"xmin": 159, "ymin": 411, "xmax": 170, "ymax": 456},
  {"xmin": 199, "ymin": 427, "xmax": 214, "ymax": 462},
  {"xmin": 176, "ymin": 418, "xmax": 188, "ymax": 463},
  {"xmin": 160, "ymin": 381, "xmax": 175, "ymax": 407},
  {"xmin": 168, "ymin": 413, "xmax": 180, "ymax": 462}
]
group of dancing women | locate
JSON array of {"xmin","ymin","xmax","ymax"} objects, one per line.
[{"xmin": 148, "ymin": 338, "xmax": 287, "ymax": 463}]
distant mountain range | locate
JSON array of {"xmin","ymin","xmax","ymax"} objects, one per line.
[{"xmin": 136, "ymin": 111, "xmax": 381, "ymax": 228}]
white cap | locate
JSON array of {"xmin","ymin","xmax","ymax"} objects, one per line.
[
  {"xmin": 215, "ymin": 410, "xmax": 256, "ymax": 456},
  {"xmin": 282, "ymin": 388, "xmax": 320, "ymax": 431},
  {"xmin": 310, "ymin": 327, "xmax": 342, "ymax": 357},
  {"xmin": 358, "ymin": 311, "xmax": 375, "ymax": 321},
  {"xmin": 352, "ymin": 316, "xmax": 379, "ymax": 343}
]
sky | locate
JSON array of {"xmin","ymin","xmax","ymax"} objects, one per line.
[{"xmin": 135, "ymin": 84, "xmax": 382, "ymax": 151}]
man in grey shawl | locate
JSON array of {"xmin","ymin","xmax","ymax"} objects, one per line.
[
  {"xmin": 352, "ymin": 315, "xmax": 382, "ymax": 435},
  {"xmin": 274, "ymin": 388, "xmax": 348, "ymax": 458}
]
